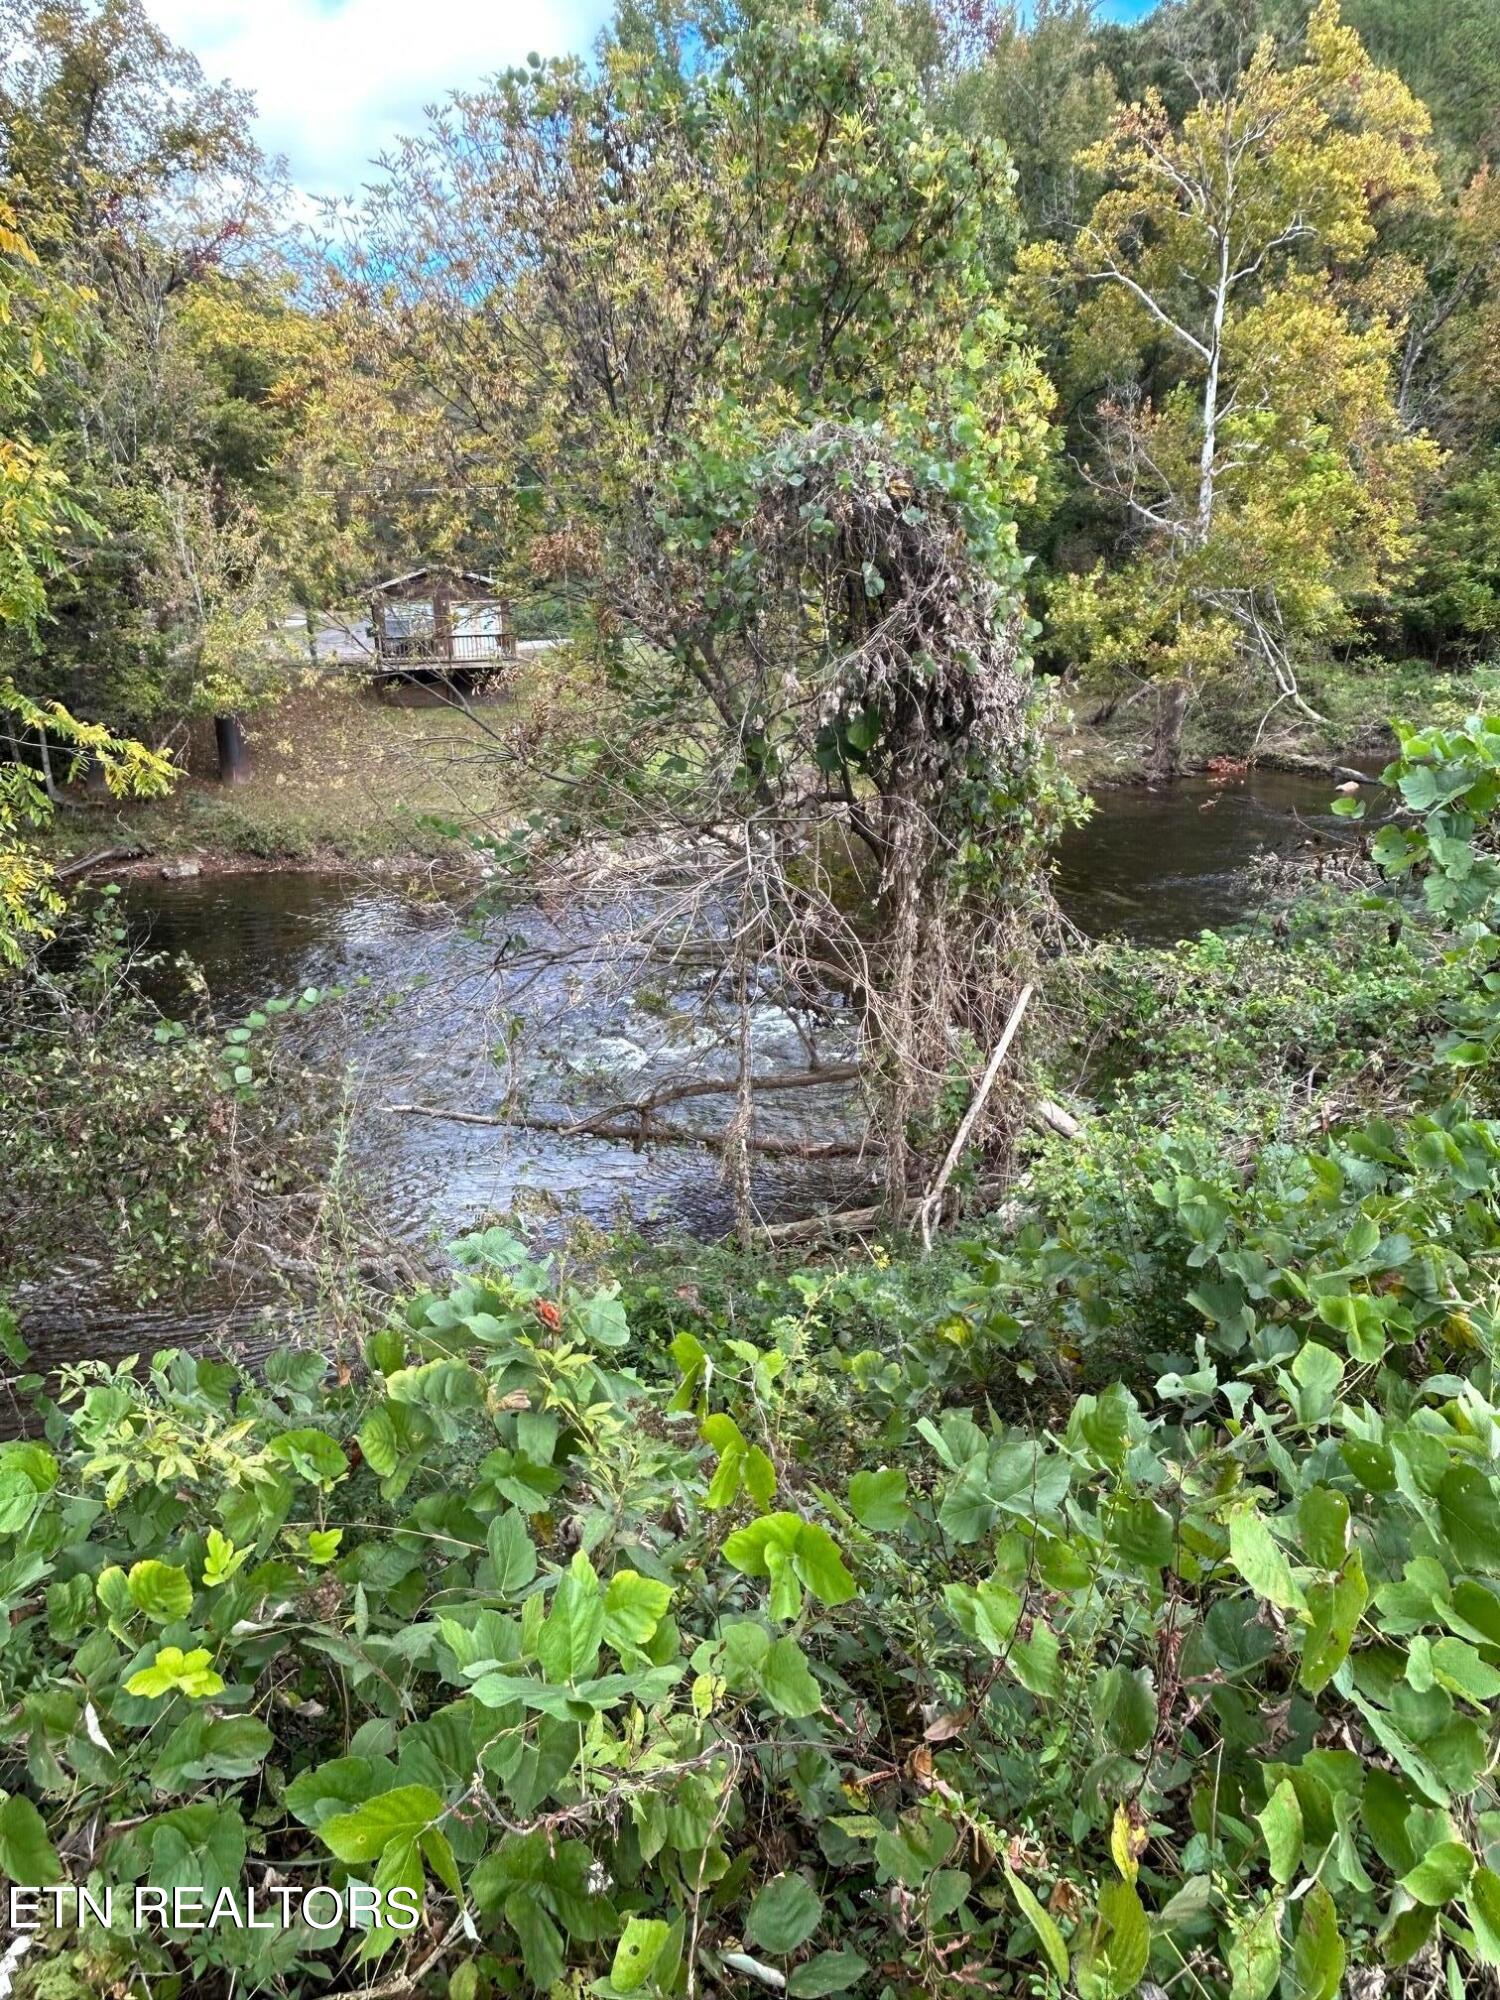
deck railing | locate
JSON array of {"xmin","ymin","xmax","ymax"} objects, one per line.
[{"xmin": 375, "ymin": 632, "xmax": 513, "ymax": 666}]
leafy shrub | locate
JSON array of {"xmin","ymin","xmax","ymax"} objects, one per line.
[{"xmin": 5, "ymin": 722, "xmax": 1500, "ymax": 2000}]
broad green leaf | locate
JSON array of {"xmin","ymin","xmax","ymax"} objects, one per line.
[
  {"xmin": 268, "ymin": 1427, "xmax": 349, "ymax": 1488},
  {"xmin": 1228, "ymin": 1510, "xmax": 1305, "ymax": 1613},
  {"xmin": 847, "ymin": 1468, "xmax": 909, "ymax": 1531},
  {"xmin": 1464, "ymin": 1866, "xmax": 1500, "ymax": 1966},
  {"xmin": 1297, "ymin": 1487, "xmax": 1350, "ymax": 1570},
  {"xmin": 0, "ymin": 1793, "xmax": 61, "ymax": 1884},
  {"xmin": 613, "ymin": 1916, "xmax": 671, "ymax": 1993},
  {"xmin": 746, "ymin": 1873, "xmax": 822, "ymax": 1955},
  {"xmin": 787, "ymin": 1950, "xmax": 869, "ymax": 1996},
  {"xmin": 1076, "ymin": 1877, "xmax": 1149, "ymax": 2000},
  {"xmin": 759, "ymin": 1635, "xmax": 822, "ymax": 1718},
  {"xmin": 319, "ymin": 1785, "xmax": 444, "ymax": 1865},
  {"xmin": 1256, "ymin": 1780, "xmax": 1303, "ymax": 1886},
  {"xmin": 487, "ymin": 1510, "xmax": 538, "ymax": 1595},
  {"xmin": 536, "ymin": 1551, "xmax": 605, "ymax": 1682},
  {"xmin": 603, "ymin": 1570, "xmax": 671, "ymax": 1657},
  {"xmin": 1401, "ymin": 1841, "xmax": 1473, "ymax": 1905},
  {"xmin": 1301, "ymin": 1555, "xmax": 1367, "ymax": 1694},
  {"xmin": 1228, "ymin": 1898, "xmax": 1282, "ymax": 2000},
  {"xmin": 1437, "ymin": 1466, "xmax": 1500, "ymax": 1571},
  {"xmin": 1292, "ymin": 1883, "xmax": 1344, "ymax": 2000},
  {"xmin": 127, "ymin": 1560, "xmax": 193, "ymax": 1623},
  {"xmin": 505, "ymin": 1889, "xmax": 565, "ymax": 1988},
  {"xmin": 1431, "ymin": 1635, "xmax": 1500, "ymax": 1705}
]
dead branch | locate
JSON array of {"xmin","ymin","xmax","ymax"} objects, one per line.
[{"xmin": 917, "ymin": 982, "xmax": 1034, "ymax": 1249}]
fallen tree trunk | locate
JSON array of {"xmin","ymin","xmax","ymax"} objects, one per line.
[
  {"xmin": 1034, "ymin": 1097, "xmax": 1082, "ymax": 1140},
  {"xmin": 54, "ymin": 846, "xmax": 143, "ymax": 881},
  {"xmin": 385, "ymin": 1101, "xmax": 863, "ymax": 1160}
]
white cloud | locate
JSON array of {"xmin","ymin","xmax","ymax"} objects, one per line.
[{"xmin": 146, "ymin": 0, "xmax": 613, "ymax": 196}]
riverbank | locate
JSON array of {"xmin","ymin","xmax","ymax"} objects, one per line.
[
  {"xmin": 1048, "ymin": 656, "xmax": 1497, "ymax": 785},
  {"xmin": 32, "ymin": 655, "xmax": 1493, "ymax": 880},
  {"xmin": 32, "ymin": 676, "xmax": 545, "ymax": 875}
]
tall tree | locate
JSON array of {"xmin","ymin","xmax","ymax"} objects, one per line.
[
  {"xmin": 1019, "ymin": 0, "xmax": 1440, "ymax": 767},
  {"xmin": 0, "ymin": 199, "xmax": 170, "ymax": 962},
  {"xmin": 0, "ymin": 0, "xmax": 294, "ymax": 772}
]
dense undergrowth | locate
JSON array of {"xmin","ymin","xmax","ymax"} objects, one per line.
[
  {"xmin": 0, "ymin": 889, "xmax": 353, "ymax": 1310},
  {"xmin": 5, "ymin": 721, "xmax": 1500, "ymax": 1999}
]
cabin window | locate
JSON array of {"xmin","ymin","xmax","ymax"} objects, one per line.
[
  {"xmin": 452, "ymin": 601, "xmax": 501, "ymax": 641},
  {"xmin": 385, "ymin": 600, "xmax": 435, "ymax": 641}
]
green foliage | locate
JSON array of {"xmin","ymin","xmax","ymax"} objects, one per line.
[
  {"xmin": 1, "ymin": 892, "xmax": 343, "ymax": 1305},
  {"xmin": 8, "ymin": 727, "xmax": 1500, "ymax": 1996}
]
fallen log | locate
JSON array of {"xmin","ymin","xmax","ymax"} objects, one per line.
[
  {"xmin": 55, "ymin": 845, "xmax": 142, "ymax": 880},
  {"xmin": 384, "ymin": 1101, "xmax": 863, "ymax": 1160},
  {"xmin": 1034, "ymin": 1097, "xmax": 1082, "ymax": 1140}
]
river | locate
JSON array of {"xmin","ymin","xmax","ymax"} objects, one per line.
[{"xmin": 21, "ymin": 766, "xmax": 1361, "ymax": 1363}]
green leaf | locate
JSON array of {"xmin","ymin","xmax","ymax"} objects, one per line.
[
  {"xmin": 788, "ymin": 1951, "xmax": 869, "ymax": 1996},
  {"xmin": 789, "ymin": 1520, "xmax": 856, "ymax": 1606},
  {"xmin": 1228, "ymin": 1898, "xmax": 1282, "ymax": 2000},
  {"xmin": 505, "ymin": 1888, "xmax": 565, "ymax": 1988},
  {"xmin": 847, "ymin": 1468, "xmax": 909, "ymax": 1531},
  {"xmin": 1256, "ymin": 1780, "xmax": 1303, "ymax": 1887},
  {"xmin": 1291, "ymin": 1883, "xmax": 1345, "ymax": 2000},
  {"xmin": 127, "ymin": 1560, "xmax": 194, "ymax": 1623},
  {"xmin": 745, "ymin": 1873, "xmax": 822, "ymax": 1955},
  {"xmin": 613, "ymin": 1916, "xmax": 671, "ymax": 1993},
  {"xmin": 759, "ymin": 1635, "xmax": 822, "ymax": 1718},
  {"xmin": 1431, "ymin": 1635, "xmax": 1500, "ymax": 1705},
  {"xmin": 268, "ymin": 1426, "xmax": 349, "ymax": 1489},
  {"xmin": 1003, "ymin": 1862, "xmax": 1069, "ymax": 1983},
  {"xmin": 721, "ymin": 1513, "xmax": 855, "ymax": 1613},
  {"xmin": 1437, "ymin": 1466, "xmax": 1500, "ymax": 1571},
  {"xmin": 125, "ymin": 1646, "xmax": 224, "ymax": 1700},
  {"xmin": 1464, "ymin": 1866, "xmax": 1500, "ymax": 1966},
  {"xmin": 284, "ymin": 1756, "xmax": 393, "ymax": 1829},
  {"xmin": 575, "ymin": 1285, "xmax": 630, "ymax": 1348},
  {"xmin": 1228, "ymin": 1510, "xmax": 1305, "ymax": 1613},
  {"xmin": 1401, "ymin": 1841, "xmax": 1473, "ymax": 1906},
  {"xmin": 487, "ymin": 1509, "xmax": 538, "ymax": 1596},
  {"xmin": 1297, "ymin": 1487, "xmax": 1350, "ymax": 1570},
  {"xmin": 319, "ymin": 1785, "xmax": 444, "ymax": 1865},
  {"xmin": 1301, "ymin": 1555, "xmax": 1368, "ymax": 1695},
  {"xmin": 1076, "ymin": 1878, "xmax": 1149, "ymax": 2000},
  {"xmin": 744, "ymin": 1445, "xmax": 777, "ymax": 1508},
  {"xmin": 603, "ymin": 1570, "xmax": 672, "ymax": 1657},
  {"xmin": 536, "ymin": 1551, "xmax": 605, "ymax": 1682},
  {"xmin": 0, "ymin": 1793, "xmax": 61, "ymax": 1884}
]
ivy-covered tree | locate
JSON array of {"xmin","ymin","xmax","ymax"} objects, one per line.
[{"xmin": 339, "ymin": 0, "xmax": 1072, "ymax": 1211}]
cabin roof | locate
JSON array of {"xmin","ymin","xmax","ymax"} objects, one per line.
[{"xmin": 372, "ymin": 565, "xmax": 498, "ymax": 595}]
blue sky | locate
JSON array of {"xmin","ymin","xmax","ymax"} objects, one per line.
[{"xmin": 147, "ymin": 0, "xmax": 1157, "ymax": 199}]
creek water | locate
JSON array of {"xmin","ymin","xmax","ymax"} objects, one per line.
[{"xmin": 22, "ymin": 765, "xmax": 1359, "ymax": 1365}]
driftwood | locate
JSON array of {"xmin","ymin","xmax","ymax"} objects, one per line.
[
  {"xmin": 917, "ymin": 983, "xmax": 1034, "ymax": 1250},
  {"xmin": 1034, "ymin": 1097, "xmax": 1082, "ymax": 1140},
  {"xmin": 753, "ymin": 1204, "xmax": 889, "ymax": 1245},
  {"xmin": 384, "ymin": 1100, "xmax": 862, "ymax": 1161},
  {"xmin": 55, "ymin": 845, "xmax": 142, "ymax": 880}
]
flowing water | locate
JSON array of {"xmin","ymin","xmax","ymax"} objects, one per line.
[{"xmin": 18, "ymin": 765, "xmax": 1363, "ymax": 1366}]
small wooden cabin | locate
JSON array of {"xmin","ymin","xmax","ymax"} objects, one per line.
[{"xmin": 368, "ymin": 567, "xmax": 516, "ymax": 678}]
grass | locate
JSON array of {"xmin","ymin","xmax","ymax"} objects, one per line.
[{"xmin": 36, "ymin": 672, "xmax": 553, "ymax": 869}]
